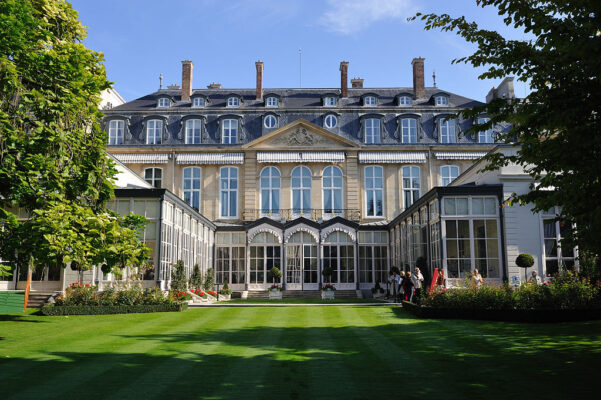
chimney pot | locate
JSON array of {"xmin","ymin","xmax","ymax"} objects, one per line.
[
  {"xmin": 255, "ymin": 61, "xmax": 264, "ymax": 101},
  {"xmin": 351, "ymin": 78, "xmax": 364, "ymax": 88},
  {"xmin": 339, "ymin": 61, "xmax": 349, "ymax": 97},
  {"xmin": 207, "ymin": 82, "xmax": 222, "ymax": 89},
  {"xmin": 181, "ymin": 60, "xmax": 193, "ymax": 101},
  {"xmin": 412, "ymin": 57, "xmax": 425, "ymax": 99}
]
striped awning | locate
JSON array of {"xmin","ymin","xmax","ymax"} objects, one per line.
[
  {"xmin": 113, "ymin": 153, "xmax": 169, "ymax": 164},
  {"xmin": 358, "ymin": 152, "xmax": 427, "ymax": 164},
  {"xmin": 176, "ymin": 153, "xmax": 244, "ymax": 165},
  {"xmin": 435, "ymin": 152, "xmax": 487, "ymax": 160},
  {"xmin": 257, "ymin": 152, "xmax": 345, "ymax": 163}
]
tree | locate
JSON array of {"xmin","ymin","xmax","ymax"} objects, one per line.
[
  {"xmin": 170, "ymin": 260, "xmax": 187, "ymax": 292},
  {"xmin": 268, "ymin": 267, "xmax": 282, "ymax": 284},
  {"xmin": 0, "ymin": 0, "xmax": 148, "ymax": 276},
  {"xmin": 516, "ymin": 253, "xmax": 535, "ymax": 282},
  {"xmin": 203, "ymin": 267, "xmax": 215, "ymax": 290},
  {"xmin": 322, "ymin": 266, "xmax": 334, "ymax": 284},
  {"xmin": 412, "ymin": 1, "xmax": 601, "ymax": 258},
  {"xmin": 189, "ymin": 264, "xmax": 203, "ymax": 290}
]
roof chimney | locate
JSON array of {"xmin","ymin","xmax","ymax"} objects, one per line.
[
  {"xmin": 207, "ymin": 82, "xmax": 222, "ymax": 89},
  {"xmin": 412, "ymin": 57, "xmax": 425, "ymax": 99},
  {"xmin": 351, "ymin": 77, "xmax": 364, "ymax": 88},
  {"xmin": 181, "ymin": 60, "xmax": 193, "ymax": 101},
  {"xmin": 255, "ymin": 60, "xmax": 264, "ymax": 101},
  {"xmin": 340, "ymin": 61, "xmax": 349, "ymax": 97}
]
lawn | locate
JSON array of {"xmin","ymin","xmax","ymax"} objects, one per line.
[
  {"xmin": 219, "ymin": 298, "xmax": 387, "ymax": 304},
  {"xmin": 1, "ymin": 306, "xmax": 600, "ymax": 399}
]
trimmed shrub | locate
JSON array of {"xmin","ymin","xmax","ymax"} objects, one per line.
[
  {"xmin": 219, "ymin": 282, "xmax": 232, "ymax": 295},
  {"xmin": 204, "ymin": 268, "xmax": 215, "ymax": 290},
  {"xmin": 170, "ymin": 260, "xmax": 187, "ymax": 292},
  {"xmin": 41, "ymin": 303, "xmax": 187, "ymax": 316},
  {"xmin": 189, "ymin": 264, "xmax": 203, "ymax": 290}
]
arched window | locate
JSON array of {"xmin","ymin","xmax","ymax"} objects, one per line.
[
  {"xmin": 183, "ymin": 167, "xmax": 202, "ymax": 211},
  {"xmin": 286, "ymin": 231, "xmax": 318, "ymax": 288},
  {"xmin": 324, "ymin": 114, "xmax": 337, "ymax": 129},
  {"xmin": 323, "ymin": 166, "xmax": 343, "ymax": 216},
  {"xmin": 264, "ymin": 115, "xmax": 277, "ymax": 128},
  {"xmin": 144, "ymin": 168, "xmax": 162, "ymax": 188},
  {"xmin": 260, "ymin": 167, "xmax": 281, "ymax": 216},
  {"xmin": 108, "ymin": 120, "xmax": 124, "ymax": 145},
  {"xmin": 323, "ymin": 231, "xmax": 355, "ymax": 284},
  {"xmin": 185, "ymin": 119, "xmax": 202, "ymax": 144},
  {"xmin": 250, "ymin": 232, "xmax": 281, "ymax": 285},
  {"xmin": 365, "ymin": 166, "xmax": 383, "ymax": 217},
  {"xmin": 291, "ymin": 166, "xmax": 311, "ymax": 216},
  {"xmin": 440, "ymin": 165, "xmax": 460, "ymax": 186}
]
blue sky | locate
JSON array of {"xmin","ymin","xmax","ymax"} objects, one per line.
[{"xmin": 70, "ymin": 0, "xmax": 528, "ymax": 102}]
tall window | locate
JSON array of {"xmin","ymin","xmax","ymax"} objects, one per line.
[
  {"xmin": 440, "ymin": 119, "xmax": 456, "ymax": 143},
  {"xmin": 144, "ymin": 168, "xmax": 162, "ymax": 188},
  {"xmin": 402, "ymin": 166, "xmax": 420, "ymax": 209},
  {"xmin": 542, "ymin": 207, "xmax": 575, "ymax": 275},
  {"xmin": 365, "ymin": 166, "xmax": 383, "ymax": 217},
  {"xmin": 215, "ymin": 232, "xmax": 245, "ymax": 284},
  {"xmin": 146, "ymin": 120, "xmax": 162, "ymax": 145},
  {"xmin": 364, "ymin": 118, "xmax": 381, "ymax": 144},
  {"xmin": 324, "ymin": 114, "xmax": 337, "ymax": 129},
  {"xmin": 266, "ymin": 97, "xmax": 278, "ymax": 107},
  {"xmin": 478, "ymin": 117, "xmax": 495, "ymax": 143},
  {"xmin": 183, "ymin": 167, "xmax": 202, "ymax": 211},
  {"xmin": 260, "ymin": 167, "xmax": 280, "ymax": 215},
  {"xmin": 192, "ymin": 97, "xmax": 205, "ymax": 108},
  {"xmin": 359, "ymin": 232, "xmax": 388, "ymax": 284},
  {"xmin": 185, "ymin": 119, "xmax": 202, "ymax": 144},
  {"xmin": 291, "ymin": 166, "xmax": 311, "ymax": 215},
  {"xmin": 323, "ymin": 232, "xmax": 354, "ymax": 284},
  {"xmin": 227, "ymin": 97, "xmax": 239, "ymax": 107},
  {"xmin": 364, "ymin": 96, "xmax": 377, "ymax": 106},
  {"xmin": 220, "ymin": 167, "xmax": 238, "ymax": 218},
  {"xmin": 322, "ymin": 166, "xmax": 343, "ymax": 215},
  {"xmin": 440, "ymin": 165, "xmax": 460, "ymax": 186},
  {"xmin": 250, "ymin": 232, "xmax": 281, "ymax": 284},
  {"xmin": 222, "ymin": 119, "xmax": 238, "ymax": 144},
  {"xmin": 401, "ymin": 118, "xmax": 417, "ymax": 143},
  {"xmin": 108, "ymin": 120, "xmax": 124, "ymax": 145}
]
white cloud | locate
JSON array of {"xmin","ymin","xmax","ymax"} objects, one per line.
[{"xmin": 319, "ymin": 0, "xmax": 416, "ymax": 35}]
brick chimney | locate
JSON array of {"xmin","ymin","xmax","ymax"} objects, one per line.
[
  {"xmin": 412, "ymin": 57, "xmax": 425, "ymax": 99},
  {"xmin": 255, "ymin": 60, "xmax": 264, "ymax": 100},
  {"xmin": 181, "ymin": 60, "xmax": 193, "ymax": 101},
  {"xmin": 351, "ymin": 77, "xmax": 364, "ymax": 88},
  {"xmin": 340, "ymin": 61, "xmax": 349, "ymax": 97}
]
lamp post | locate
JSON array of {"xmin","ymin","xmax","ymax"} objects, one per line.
[{"xmin": 216, "ymin": 283, "xmax": 220, "ymax": 301}]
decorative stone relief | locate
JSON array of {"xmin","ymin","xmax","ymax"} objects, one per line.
[
  {"xmin": 284, "ymin": 225, "xmax": 319, "ymax": 243},
  {"xmin": 247, "ymin": 226, "xmax": 283, "ymax": 244},
  {"xmin": 273, "ymin": 127, "xmax": 328, "ymax": 146},
  {"xmin": 320, "ymin": 224, "xmax": 356, "ymax": 242}
]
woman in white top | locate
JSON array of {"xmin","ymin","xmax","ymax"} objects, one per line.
[{"xmin": 472, "ymin": 269, "xmax": 483, "ymax": 289}]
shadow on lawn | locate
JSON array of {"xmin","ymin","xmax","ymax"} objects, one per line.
[
  {"xmin": 2, "ymin": 310, "xmax": 600, "ymax": 400},
  {"xmin": 0, "ymin": 314, "xmax": 47, "ymax": 323}
]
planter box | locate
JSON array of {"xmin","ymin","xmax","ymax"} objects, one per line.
[
  {"xmin": 218, "ymin": 294, "xmax": 231, "ymax": 301},
  {"xmin": 321, "ymin": 290, "xmax": 335, "ymax": 300},
  {"xmin": 372, "ymin": 291, "xmax": 384, "ymax": 299},
  {"xmin": 401, "ymin": 301, "xmax": 601, "ymax": 323},
  {"xmin": 269, "ymin": 290, "xmax": 283, "ymax": 300}
]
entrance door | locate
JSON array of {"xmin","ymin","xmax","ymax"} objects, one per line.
[
  {"xmin": 286, "ymin": 245, "xmax": 302, "ymax": 290},
  {"xmin": 285, "ymin": 231, "xmax": 318, "ymax": 290}
]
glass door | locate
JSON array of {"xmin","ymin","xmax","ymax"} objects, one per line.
[
  {"xmin": 303, "ymin": 245, "xmax": 318, "ymax": 290},
  {"xmin": 286, "ymin": 245, "xmax": 302, "ymax": 290}
]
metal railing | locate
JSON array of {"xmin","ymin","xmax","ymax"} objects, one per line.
[{"xmin": 243, "ymin": 208, "xmax": 361, "ymax": 222}]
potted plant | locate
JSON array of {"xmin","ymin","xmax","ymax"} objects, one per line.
[
  {"xmin": 268, "ymin": 267, "xmax": 283, "ymax": 299},
  {"xmin": 321, "ymin": 283, "xmax": 336, "ymax": 299},
  {"xmin": 371, "ymin": 281, "xmax": 384, "ymax": 298},
  {"xmin": 516, "ymin": 253, "xmax": 535, "ymax": 284},
  {"xmin": 219, "ymin": 282, "xmax": 232, "ymax": 300}
]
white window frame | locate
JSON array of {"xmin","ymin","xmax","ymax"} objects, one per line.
[
  {"xmin": 144, "ymin": 167, "xmax": 162, "ymax": 188},
  {"xmin": 324, "ymin": 96, "xmax": 337, "ymax": 107},
  {"xmin": 364, "ymin": 118, "xmax": 381, "ymax": 144},
  {"xmin": 324, "ymin": 114, "xmax": 337, "ymax": 129},
  {"xmin": 192, "ymin": 97, "xmax": 205, "ymax": 108},
  {"xmin": 185, "ymin": 119, "xmax": 202, "ymax": 144},
  {"xmin": 183, "ymin": 167, "xmax": 202, "ymax": 211},
  {"xmin": 540, "ymin": 207, "xmax": 577, "ymax": 276},
  {"xmin": 222, "ymin": 119, "xmax": 238, "ymax": 144},
  {"xmin": 264, "ymin": 115, "xmax": 277, "ymax": 129},
  {"xmin": 322, "ymin": 166, "xmax": 343, "ymax": 218},
  {"xmin": 266, "ymin": 97, "xmax": 278, "ymax": 107},
  {"xmin": 219, "ymin": 166, "xmax": 238, "ymax": 219},
  {"xmin": 402, "ymin": 166, "xmax": 420, "ymax": 209},
  {"xmin": 259, "ymin": 166, "xmax": 281, "ymax": 217},
  {"xmin": 108, "ymin": 120, "xmax": 124, "ymax": 145},
  {"xmin": 401, "ymin": 118, "xmax": 417, "ymax": 143},
  {"xmin": 478, "ymin": 117, "xmax": 495, "ymax": 143},
  {"xmin": 440, "ymin": 165, "xmax": 460, "ymax": 186},
  {"xmin": 227, "ymin": 97, "xmax": 240, "ymax": 107},
  {"xmin": 291, "ymin": 166, "xmax": 312, "ymax": 217},
  {"xmin": 364, "ymin": 96, "xmax": 377, "ymax": 107},
  {"xmin": 157, "ymin": 97, "xmax": 170, "ymax": 108},
  {"xmin": 398, "ymin": 96, "xmax": 411, "ymax": 106},
  {"xmin": 146, "ymin": 119, "xmax": 163, "ymax": 145},
  {"xmin": 365, "ymin": 166, "xmax": 384, "ymax": 218},
  {"xmin": 440, "ymin": 119, "xmax": 457, "ymax": 143},
  {"xmin": 435, "ymin": 95, "xmax": 449, "ymax": 106}
]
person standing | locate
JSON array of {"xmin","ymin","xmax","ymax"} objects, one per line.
[
  {"xmin": 436, "ymin": 269, "xmax": 446, "ymax": 289},
  {"xmin": 392, "ymin": 270, "xmax": 401, "ymax": 302},
  {"xmin": 412, "ymin": 268, "xmax": 424, "ymax": 302},
  {"xmin": 403, "ymin": 271, "xmax": 414, "ymax": 302},
  {"xmin": 472, "ymin": 269, "xmax": 483, "ymax": 289}
]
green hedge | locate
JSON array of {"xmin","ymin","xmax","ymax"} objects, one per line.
[{"xmin": 40, "ymin": 303, "xmax": 187, "ymax": 316}]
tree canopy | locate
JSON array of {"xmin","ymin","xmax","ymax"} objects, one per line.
[
  {"xmin": 0, "ymin": 0, "xmax": 148, "ymax": 276},
  {"xmin": 413, "ymin": 0, "xmax": 601, "ymax": 257}
]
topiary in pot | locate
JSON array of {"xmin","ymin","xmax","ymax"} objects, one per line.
[
  {"xmin": 268, "ymin": 266, "xmax": 282, "ymax": 284},
  {"xmin": 322, "ymin": 266, "xmax": 334, "ymax": 284},
  {"xmin": 516, "ymin": 253, "xmax": 535, "ymax": 283},
  {"xmin": 189, "ymin": 263, "xmax": 203, "ymax": 290},
  {"xmin": 204, "ymin": 267, "xmax": 215, "ymax": 290},
  {"xmin": 170, "ymin": 260, "xmax": 187, "ymax": 292}
]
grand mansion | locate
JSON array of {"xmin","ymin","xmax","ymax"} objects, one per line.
[{"xmin": 3, "ymin": 58, "xmax": 574, "ymax": 294}]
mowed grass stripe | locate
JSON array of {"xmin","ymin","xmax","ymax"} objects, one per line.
[{"xmin": 8, "ymin": 309, "xmax": 230, "ymax": 400}]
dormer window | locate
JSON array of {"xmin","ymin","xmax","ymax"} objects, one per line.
[
  {"xmin": 222, "ymin": 119, "xmax": 238, "ymax": 144},
  {"xmin": 324, "ymin": 114, "xmax": 338, "ymax": 129},
  {"xmin": 157, "ymin": 97, "xmax": 170, "ymax": 108},
  {"xmin": 440, "ymin": 118, "xmax": 456, "ymax": 143},
  {"xmin": 324, "ymin": 96, "xmax": 337, "ymax": 107},
  {"xmin": 146, "ymin": 119, "xmax": 163, "ymax": 145},
  {"xmin": 398, "ymin": 96, "xmax": 411, "ymax": 106},
  {"xmin": 364, "ymin": 118, "xmax": 381, "ymax": 144},
  {"xmin": 478, "ymin": 117, "xmax": 495, "ymax": 143},
  {"xmin": 364, "ymin": 96, "xmax": 377, "ymax": 107},
  {"xmin": 192, "ymin": 97, "xmax": 205, "ymax": 108},
  {"xmin": 264, "ymin": 114, "xmax": 277, "ymax": 129},
  {"xmin": 435, "ymin": 95, "xmax": 449, "ymax": 106},
  {"xmin": 227, "ymin": 97, "xmax": 240, "ymax": 107},
  {"xmin": 266, "ymin": 97, "xmax": 279, "ymax": 107}
]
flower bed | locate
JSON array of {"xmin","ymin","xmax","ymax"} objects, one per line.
[
  {"xmin": 321, "ymin": 284, "xmax": 336, "ymax": 291},
  {"xmin": 205, "ymin": 290, "xmax": 217, "ymax": 297},
  {"xmin": 41, "ymin": 303, "xmax": 187, "ymax": 316},
  {"xmin": 269, "ymin": 284, "xmax": 282, "ymax": 291},
  {"xmin": 171, "ymin": 291, "xmax": 192, "ymax": 301},
  {"xmin": 192, "ymin": 290, "xmax": 208, "ymax": 299}
]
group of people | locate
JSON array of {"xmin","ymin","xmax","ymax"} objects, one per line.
[{"xmin": 390, "ymin": 268, "xmax": 424, "ymax": 303}]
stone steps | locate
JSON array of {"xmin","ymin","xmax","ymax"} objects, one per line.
[
  {"xmin": 242, "ymin": 290, "xmax": 359, "ymax": 299},
  {"xmin": 27, "ymin": 292, "xmax": 54, "ymax": 308}
]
